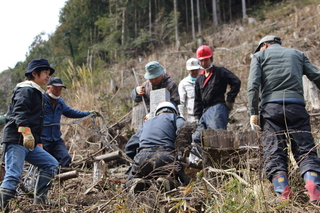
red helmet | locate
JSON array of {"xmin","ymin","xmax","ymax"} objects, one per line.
[{"xmin": 196, "ymin": 45, "xmax": 213, "ymax": 60}]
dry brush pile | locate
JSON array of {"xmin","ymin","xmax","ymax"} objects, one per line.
[{"xmin": 2, "ymin": 1, "xmax": 320, "ymax": 212}]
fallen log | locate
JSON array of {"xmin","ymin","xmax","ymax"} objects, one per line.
[
  {"xmin": 71, "ymin": 150, "xmax": 123, "ymax": 167},
  {"xmin": 55, "ymin": 170, "xmax": 78, "ymax": 181},
  {"xmin": 93, "ymin": 150, "xmax": 122, "ymax": 162}
]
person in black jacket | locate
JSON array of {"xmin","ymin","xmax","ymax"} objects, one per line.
[
  {"xmin": 0, "ymin": 58, "xmax": 59, "ymax": 210},
  {"xmin": 192, "ymin": 45, "xmax": 241, "ymax": 144},
  {"xmin": 132, "ymin": 61, "xmax": 180, "ymax": 111},
  {"xmin": 125, "ymin": 102, "xmax": 190, "ymax": 193}
]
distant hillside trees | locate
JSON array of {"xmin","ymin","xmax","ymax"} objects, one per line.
[{"xmin": 0, "ymin": 0, "xmax": 283, "ymax": 109}]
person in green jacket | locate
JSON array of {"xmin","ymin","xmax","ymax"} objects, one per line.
[{"xmin": 248, "ymin": 35, "xmax": 320, "ymax": 202}]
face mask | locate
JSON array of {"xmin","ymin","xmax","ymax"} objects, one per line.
[
  {"xmin": 203, "ymin": 64, "xmax": 213, "ymax": 70},
  {"xmin": 48, "ymin": 93, "xmax": 60, "ymax": 100},
  {"xmin": 189, "ymin": 74, "xmax": 196, "ymax": 82}
]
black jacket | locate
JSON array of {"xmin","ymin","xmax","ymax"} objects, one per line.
[
  {"xmin": 194, "ymin": 65, "xmax": 241, "ymax": 119},
  {"xmin": 2, "ymin": 81, "xmax": 44, "ymax": 147}
]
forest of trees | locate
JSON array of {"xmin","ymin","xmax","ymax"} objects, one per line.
[{"xmin": 0, "ymin": 0, "xmax": 283, "ymax": 112}]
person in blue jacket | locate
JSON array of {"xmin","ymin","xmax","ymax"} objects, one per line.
[
  {"xmin": 41, "ymin": 77, "xmax": 97, "ymax": 167},
  {"xmin": 125, "ymin": 101, "xmax": 190, "ymax": 193}
]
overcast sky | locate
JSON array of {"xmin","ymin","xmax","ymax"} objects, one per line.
[{"xmin": 0, "ymin": 0, "xmax": 66, "ymax": 72}]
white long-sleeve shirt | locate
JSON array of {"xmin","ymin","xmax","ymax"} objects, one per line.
[{"xmin": 178, "ymin": 76, "xmax": 196, "ymax": 122}]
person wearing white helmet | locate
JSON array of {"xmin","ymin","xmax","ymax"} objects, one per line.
[
  {"xmin": 125, "ymin": 101, "xmax": 190, "ymax": 193},
  {"xmin": 248, "ymin": 35, "xmax": 320, "ymax": 202},
  {"xmin": 178, "ymin": 58, "xmax": 201, "ymax": 122}
]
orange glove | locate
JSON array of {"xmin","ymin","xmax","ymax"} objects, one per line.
[{"xmin": 18, "ymin": 126, "xmax": 35, "ymax": 151}]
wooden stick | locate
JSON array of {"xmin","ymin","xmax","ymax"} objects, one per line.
[
  {"xmin": 55, "ymin": 170, "xmax": 78, "ymax": 181},
  {"xmin": 93, "ymin": 150, "xmax": 122, "ymax": 161}
]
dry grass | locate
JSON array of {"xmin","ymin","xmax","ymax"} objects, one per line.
[{"xmin": 3, "ymin": 0, "xmax": 320, "ymax": 212}]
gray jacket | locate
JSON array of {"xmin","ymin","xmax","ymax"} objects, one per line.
[{"xmin": 248, "ymin": 44, "xmax": 320, "ymax": 115}]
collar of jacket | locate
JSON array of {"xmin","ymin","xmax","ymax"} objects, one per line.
[
  {"xmin": 200, "ymin": 66, "xmax": 215, "ymax": 88},
  {"xmin": 16, "ymin": 80, "xmax": 44, "ymax": 93}
]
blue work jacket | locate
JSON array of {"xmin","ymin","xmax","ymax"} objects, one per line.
[{"xmin": 41, "ymin": 92, "xmax": 89, "ymax": 142}]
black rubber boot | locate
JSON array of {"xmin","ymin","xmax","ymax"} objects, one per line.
[
  {"xmin": 34, "ymin": 171, "xmax": 53, "ymax": 204},
  {"xmin": 0, "ymin": 187, "xmax": 15, "ymax": 213}
]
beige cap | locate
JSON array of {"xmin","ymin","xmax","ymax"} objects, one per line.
[{"xmin": 255, "ymin": 35, "xmax": 282, "ymax": 53}]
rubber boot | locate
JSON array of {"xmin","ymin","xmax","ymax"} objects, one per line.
[
  {"xmin": 0, "ymin": 187, "xmax": 15, "ymax": 213},
  {"xmin": 272, "ymin": 171, "xmax": 292, "ymax": 201},
  {"xmin": 128, "ymin": 178, "xmax": 150, "ymax": 194},
  {"xmin": 156, "ymin": 177, "xmax": 175, "ymax": 192},
  {"xmin": 177, "ymin": 170, "xmax": 190, "ymax": 186},
  {"xmin": 304, "ymin": 171, "xmax": 320, "ymax": 203},
  {"xmin": 34, "ymin": 171, "xmax": 53, "ymax": 204}
]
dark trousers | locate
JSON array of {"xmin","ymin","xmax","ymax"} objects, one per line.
[
  {"xmin": 126, "ymin": 147, "xmax": 189, "ymax": 187},
  {"xmin": 42, "ymin": 139, "xmax": 71, "ymax": 167},
  {"xmin": 261, "ymin": 103, "xmax": 320, "ymax": 181}
]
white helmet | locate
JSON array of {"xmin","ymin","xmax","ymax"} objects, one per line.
[
  {"xmin": 186, "ymin": 58, "xmax": 201, "ymax": 71},
  {"xmin": 155, "ymin": 101, "xmax": 178, "ymax": 116}
]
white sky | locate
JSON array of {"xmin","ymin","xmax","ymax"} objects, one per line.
[{"xmin": 0, "ymin": 0, "xmax": 66, "ymax": 72}]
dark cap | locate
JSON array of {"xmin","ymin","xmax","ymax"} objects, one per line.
[
  {"xmin": 25, "ymin": 58, "xmax": 55, "ymax": 76},
  {"xmin": 48, "ymin": 77, "xmax": 66, "ymax": 88}
]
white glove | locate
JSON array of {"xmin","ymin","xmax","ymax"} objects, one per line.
[
  {"xmin": 136, "ymin": 86, "xmax": 145, "ymax": 95},
  {"xmin": 144, "ymin": 113, "xmax": 151, "ymax": 121},
  {"xmin": 250, "ymin": 115, "xmax": 261, "ymax": 131}
]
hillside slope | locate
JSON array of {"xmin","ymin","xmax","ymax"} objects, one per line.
[{"xmin": 1, "ymin": 1, "xmax": 320, "ymax": 212}]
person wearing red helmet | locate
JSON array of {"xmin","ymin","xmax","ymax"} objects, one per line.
[{"xmin": 192, "ymin": 45, "xmax": 241, "ymax": 144}]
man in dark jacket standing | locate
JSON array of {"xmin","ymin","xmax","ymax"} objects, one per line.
[
  {"xmin": 42, "ymin": 77, "xmax": 97, "ymax": 167},
  {"xmin": 192, "ymin": 45, "xmax": 241, "ymax": 143},
  {"xmin": 0, "ymin": 59, "xmax": 59, "ymax": 210},
  {"xmin": 125, "ymin": 102, "xmax": 189, "ymax": 193},
  {"xmin": 248, "ymin": 35, "xmax": 320, "ymax": 202}
]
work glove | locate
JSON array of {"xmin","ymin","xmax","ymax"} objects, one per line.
[
  {"xmin": 144, "ymin": 113, "xmax": 151, "ymax": 121},
  {"xmin": 89, "ymin": 110, "xmax": 99, "ymax": 116},
  {"xmin": 250, "ymin": 115, "xmax": 261, "ymax": 131},
  {"xmin": 135, "ymin": 86, "xmax": 145, "ymax": 95},
  {"xmin": 18, "ymin": 126, "xmax": 35, "ymax": 151},
  {"xmin": 225, "ymin": 102, "xmax": 234, "ymax": 111},
  {"xmin": 194, "ymin": 119, "xmax": 199, "ymax": 124}
]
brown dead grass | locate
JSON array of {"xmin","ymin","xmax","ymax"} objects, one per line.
[{"xmin": 2, "ymin": 1, "xmax": 320, "ymax": 212}]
